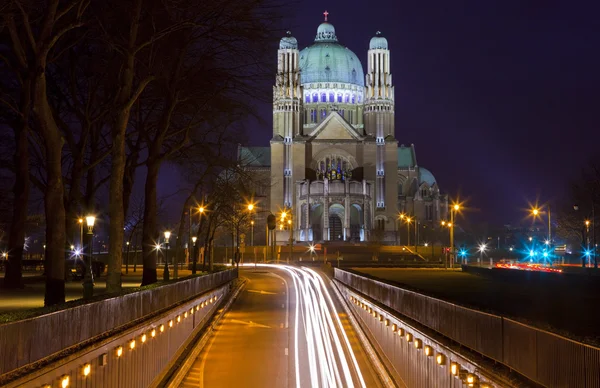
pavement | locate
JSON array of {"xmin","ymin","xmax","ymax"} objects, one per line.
[
  {"xmin": 180, "ymin": 266, "xmax": 383, "ymax": 388},
  {"xmin": 0, "ymin": 267, "xmax": 199, "ymax": 313}
]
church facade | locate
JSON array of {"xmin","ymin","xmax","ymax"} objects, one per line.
[{"xmin": 239, "ymin": 17, "xmax": 448, "ymax": 244}]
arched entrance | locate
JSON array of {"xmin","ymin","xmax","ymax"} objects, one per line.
[
  {"xmin": 329, "ymin": 204, "xmax": 345, "ymax": 241},
  {"xmin": 310, "ymin": 204, "xmax": 323, "ymax": 241},
  {"xmin": 350, "ymin": 204, "xmax": 363, "ymax": 241}
]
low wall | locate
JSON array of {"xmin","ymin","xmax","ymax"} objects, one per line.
[
  {"xmin": 0, "ymin": 269, "xmax": 237, "ymax": 377},
  {"xmin": 3, "ymin": 284, "xmax": 229, "ymax": 388},
  {"xmin": 335, "ymin": 268, "xmax": 600, "ymax": 388}
]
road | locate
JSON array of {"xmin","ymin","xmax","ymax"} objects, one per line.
[{"xmin": 181, "ymin": 265, "xmax": 382, "ymax": 388}]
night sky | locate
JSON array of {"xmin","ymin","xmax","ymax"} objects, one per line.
[{"xmin": 158, "ymin": 1, "xmax": 600, "ymax": 226}]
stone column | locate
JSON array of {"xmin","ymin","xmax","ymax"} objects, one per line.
[
  {"xmin": 344, "ymin": 179, "xmax": 351, "ymax": 240},
  {"xmin": 323, "ymin": 178, "xmax": 330, "ymax": 241},
  {"xmin": 306, "ymin": 180, "xmax": 312, "ymax": 241}
]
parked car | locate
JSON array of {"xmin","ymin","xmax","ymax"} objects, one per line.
[{"xmin": 65, "ymin": 257, "xmax": 105, "ymax": 280}]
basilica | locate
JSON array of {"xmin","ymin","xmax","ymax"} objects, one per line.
[{"xmin": 239, "ymin": 16, "xmax": 448, "ymax": 244}]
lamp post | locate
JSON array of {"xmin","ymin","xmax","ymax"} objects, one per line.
[
  {"xmin": 78, "ymin": 218, "xmax": 83, "ymax": 250},
  {"xmin": 405, "ymin": 217, "xmax": 412, "ymax": 246},
  {"xmin": 248, "ymin": 203, "xmax": 255, "ymax": 247},
  {"xmin": 450, "ymin": 204, "xmax": 460, "ymax": 269},
  {"xmin": 164, "ymin": 231, "xmax": 171, "ymax": 281},
  {"xmin": 574, "ymin": 204, "xmax": 595, "ymax": 268},
  {"xmin": 397, "ymin": 213, "xmax": 405, "ymax": 245},
  {"xmin": 125, "ymin": 241, "xmax": 130, "ymax": 274},
  {"xmin": 83, "ymin": 216, "xmax": 95, "ymax": 299},
  {"xmin": 531, "ymin": 205, "xmax": 552, "ymax": 247},
  {"xmin": 478, "ymin": 243, "xmax": 486, "ymax": 267},
  {"xmin": 155, "ymin": 243, "xmax": 161, "ymax": 272},
  {"xmin": 192, "ymin": 236, "xmax": 198, "ymax": 275}
]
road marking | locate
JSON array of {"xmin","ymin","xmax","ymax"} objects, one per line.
[
  {"xmin": 285, "ymin": 347, "xmax": 289, "ymax": 356},
  {"xmin": 247, "ymin": 289, "xmax": 277, "ymax": 295},
  {"xmin": 230, "ymin": 319, "xmax": 272, "ymax": 328}
]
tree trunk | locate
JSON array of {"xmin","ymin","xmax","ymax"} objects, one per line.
[
  {"xmin": 4, "ymin": 89, "xmax": 31, "ymax": 288},
  {"xmin": 141, "ymin": 158, "xmax": 160, "ymax": 285},
  {"xmin": 33, "ymin": 71, "xmax": 66, "ymax": 306},
  {"xmin": 175, "ymin": 198, "xmax": 192, "ymax": 278}
]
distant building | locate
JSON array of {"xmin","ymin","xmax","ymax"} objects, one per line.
[{"xmin": 239, "ymin": 16, "xmax": 447, "ymax": 244}]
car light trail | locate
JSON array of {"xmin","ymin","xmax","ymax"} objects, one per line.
[{"xmin": 248, "ymin": 264, "xmax": 366, "ymax": 388}]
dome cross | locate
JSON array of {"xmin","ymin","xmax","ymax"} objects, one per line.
[{"xmin": 323, "ymin": 10, "xmax": 329, "ymax": 22}]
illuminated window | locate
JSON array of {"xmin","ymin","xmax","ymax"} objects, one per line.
[
  {"xmin": 305, "ymin": 94, "xmax": 310, "ymax": 103},
  {"xmin": 312, "ymin": 93, "xmax": 318, "ymax": 103},
  {"xmin": 329, "ymin": 93, "xmax": 334, "ymax": 102},
  {"xmin": 321, "ymin": 93, "xmax": 327, "ymax": 102},
  {"xmin": 337, "ymin": 94, "xmax": 342, "ymax": 103},
  {"xmin": 345, "ymin": 94, "xmax": 350, "ymax": 103},
  {"xmin": 351, "ymin": 94, "xmax": 356, "ymax": 104}
]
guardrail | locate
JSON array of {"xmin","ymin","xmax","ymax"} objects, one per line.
[
  {"xmin": 334, "ymin": 268, "xmax": 600, "ymax": 388},
  {"xmin": 0, "ymin": 269, "xmax": 237, "ymax": 377}
]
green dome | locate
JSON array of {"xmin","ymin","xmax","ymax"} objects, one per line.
[
  {"xmin": 299, "ymin": 23, "xmax": 364, "ymax": 87},
  {"xmin": 280, "ymin": 31, "xmax": 297, "ymax": 50},
  {"xmin": 369, "ymin": 31, "xmax": 388, "ymax": 50}
]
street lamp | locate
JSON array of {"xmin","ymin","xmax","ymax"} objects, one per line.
[
  {"xmin": 405, "ymin": 217, "xmax": 412, "ymax": 246},
  {"xmin": 530, "ymin": 205, "xmax": 551, "ymax": 246},
  {"xmin": 83, "ymin": 215, "xmax": 95, "ymax": 299},
  {"xmin": 78, "ymin": 218, "xmax": 84, "ymax": 250},
  {"xmin": 450, "ymin": 203, "xmax": 461, "ymax": 269},
  {"xmin": 248, "ymin": 204, "xmax": 255, "ymax": 247},
  {"xmin": 192, "ymin": 236, "xmax": 198, "ymax": 275},
  {"xmin": 478, "ymin": 243, "xmax": 486, "ymax": 267},
  {"xmin": 163, "ymin": 231, "xmax": 171, "ymax": 281}
]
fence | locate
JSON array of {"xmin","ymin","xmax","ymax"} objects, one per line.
[
  {"xmin": 0, "ymin": 268, "xmax": 237, "ymax": 377},
  {"xmin": 334, "ymin": 269, "xmax": 600, "ymax": 388}
]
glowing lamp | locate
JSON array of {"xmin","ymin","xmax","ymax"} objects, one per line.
[
  {"xmin": 85, "ymin": 216, "xmax": 95, "ymax": 233},
  {"xmin": 414, "ymin": 338, "xmax": 422, "ymax": 349},
  {"xmin": 450, "ymin": 362, "xmax": 459, "ymax": 376},
  {"xmin": 129, "ymin": 339, "xmax": 135, "ymax": 350},
  {"xmin": 424, "ymin": 345, "xmax": 433, "ymax": 356},
  {"xmin": 160, "ymin": 324, "xmax": 165, "ymax": 332},
  {"xmin": 392, "ymin": 324, "xmax": 398, "ymax": 332},
  {"xmin": 169, "ymin": 320, "xmax": 173, "ymax": 327},
  {"xmin": 199, "ymin": 206, "xmax": 205, "ymax": 213},
  {"xmin": 164, "ymin": 230, "xmax": 171, "ymax": 240},
  {"xmin": 177, "ymin": 315, "xmax": 181, "ymax": 323},
  {"xmin": 151, "ymin": 329, "xmax": 156, "ymax": 338},
  {"xmin": 61, "ymin": 375, "xmax": 70, "ymax": 388},
  {"xmin": 141, "ymin": 334, "xmax": 147, "ymax": 343},
  {"xmin": 82, "ymin": 363, "xmax": 91, "ymax": 377},
  {"xmin": 247, "ymin": 204, "xmax": 254, "ymax": 211},
  {"xmin": 192, "ymin": 236, "xmax": 197, "ymax": 244},
  {"xmin": 453, "ymin": 204, "xmax": 460, "ymax": 211},
  {"xmin": 405, "ymin": 333, "xmax": 413, "ymax": 342},
  {"xmin": 116, "ymin": 346, "xmax": 123, "ymax": 357},
  {"xmin": 436, "ymin": 353, "xmax": 446, "ymax": 365}
]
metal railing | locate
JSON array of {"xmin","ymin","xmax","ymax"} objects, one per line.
[
  {"xmin": 334, "ymin": 269, "xmax": 600, "ymax": 388},
  {"xmin": 0, "ymin": 269, "xmax": 237, "ymax": 377}
]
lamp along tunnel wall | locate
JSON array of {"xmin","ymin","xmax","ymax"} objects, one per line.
[
  {"xmin": 3, "ymin": 284, "xmax": 229, "ymax": 388},
  {"xmin": 340, "ymin": 285, "xmax": 506, "ymax": 388}
]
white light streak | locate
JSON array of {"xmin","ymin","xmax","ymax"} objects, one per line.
[{"xmin": 246, "ymin": 264, "xmax": 366, "ymax": 388}]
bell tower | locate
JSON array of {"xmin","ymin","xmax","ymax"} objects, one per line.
[
  {"xmin": 272, "ymin": 32, "xmax": 303, "ymax": 210},
  {"xmin": 365, "ymin": 31, "xmax": 395, "ymax": 210}
]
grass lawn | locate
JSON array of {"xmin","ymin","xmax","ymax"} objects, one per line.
[{"xmin": 354, "ymin": 268, "xmax": 600, "ymax": 344}]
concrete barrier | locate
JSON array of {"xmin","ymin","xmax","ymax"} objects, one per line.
[{"xmin": 0, "ymin": 269, "xmax": 237, "ymax": 377}]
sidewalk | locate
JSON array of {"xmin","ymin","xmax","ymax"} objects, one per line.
[{"xmin": 0, "ymin": 267, "xmax": 202, "ymax": 313}]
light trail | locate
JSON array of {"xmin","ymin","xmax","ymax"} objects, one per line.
[{"xmin": 243, "ymin": 264, "xmax": 366, "ymax": 388}]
